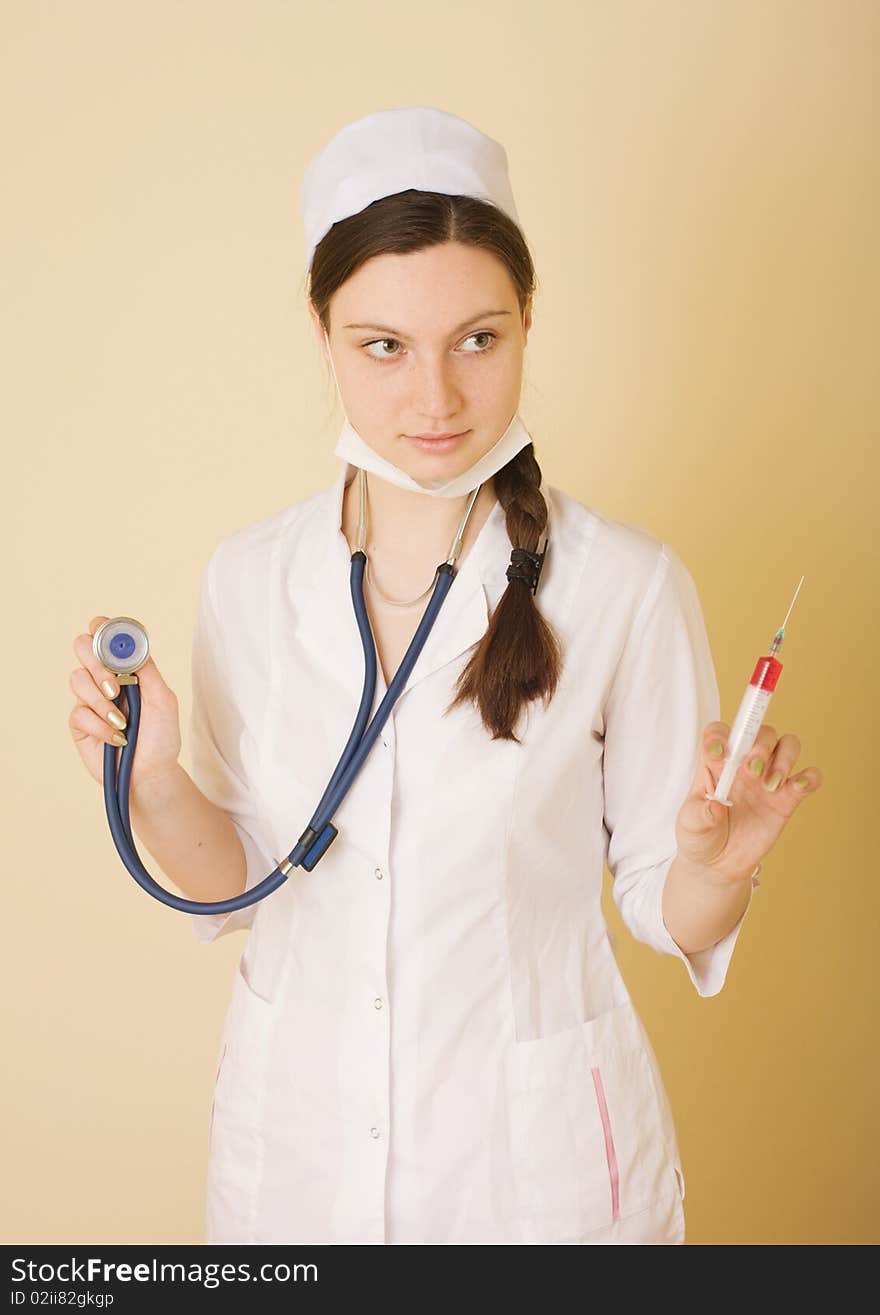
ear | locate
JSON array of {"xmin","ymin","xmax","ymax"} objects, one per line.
[
  {"xmin": 308, "ymin": 302, "xmax": 328, "ymax": 357},
  {"xmin": 522, "ymin": 295, "xmax": 533, "ymax": 340}
]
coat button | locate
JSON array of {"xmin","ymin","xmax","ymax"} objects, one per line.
[
  {"xmin": 370, "ymin": 1126, "xmax": 380, "ymax": 1139},
  {"xmin": 374, "ymin": 867, "xmax": 384, "ymax": 880},
  {"xmin": 373, "ymin": 997, "xmax": 383, "ymax": 1009}
]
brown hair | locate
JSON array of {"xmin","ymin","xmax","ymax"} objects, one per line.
[{"xmin": 307, "ymin": 188, "xmax": 561, "ymax": 743}]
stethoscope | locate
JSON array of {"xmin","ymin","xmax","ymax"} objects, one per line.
[{"xmin": 95, "ymin": 467, "xmax": 489, "ymax": 919}]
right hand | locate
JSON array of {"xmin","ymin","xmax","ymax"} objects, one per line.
[{"xmin": 69, "ymin": 615, "xmax": 182, "ymax": 792}]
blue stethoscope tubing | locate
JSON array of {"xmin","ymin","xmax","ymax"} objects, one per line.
[{"xmin": 103, "ymin": 472, "xmax": 479, "ymax": 917}]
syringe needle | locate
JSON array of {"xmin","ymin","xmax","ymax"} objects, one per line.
[
  {"xmin": 770, "ymin": 575, "xmax": 805, "ymax": 655},
  {"xmin": 779, "ymin": 574, "xmax": 805, "ymax": 634}
]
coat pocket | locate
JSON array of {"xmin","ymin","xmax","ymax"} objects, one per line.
[
  {"xmin": 222, "ymin": 953, "xmax": 278, "ymax": 1068},
  {"xmin": 507, "ymin": 1000, "xmax": 677, "ymax": 1243}
]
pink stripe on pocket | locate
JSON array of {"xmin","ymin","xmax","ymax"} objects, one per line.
[{"xmin": 592, "ymin": 1065, "xmax": 620, "ymax": 1221}]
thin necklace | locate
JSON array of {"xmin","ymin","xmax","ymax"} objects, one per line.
[
  {"xmin": 359, "ymin": 468, "xmax": 476, "ymax": 609},
  {"xmin": 365, "ymin": 556, "xmax": 436, "ymax": 608}
]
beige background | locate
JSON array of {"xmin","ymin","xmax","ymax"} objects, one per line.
[{"xmin": 3, "ymin": 0, "xmax": 875, "ymax": 1245}]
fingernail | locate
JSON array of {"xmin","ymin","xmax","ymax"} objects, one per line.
[
  {"xmin": 766, "ymin": 770, "xmax": 783, "ymax": 791},
  {"xmin": 794, "ymin": 776, "xmax": 809, "ymax": 791},
  {"xmin": 101, "ymin": 679, "xmax": 118, "ymax": 699},
  {"xmin": 709, "ymin": 741, "xmax": 724, "ymax": 757},
  {"xmin": 111, "ymin": 731, "xmax": 127, "ymax": 746},
  {"xmin": 749, "ymin": 757, "xmax": 764, "ymax": 776},
  {"xmin": 108, "ymin": 708, "xmax": 127, "ymax": 730}
]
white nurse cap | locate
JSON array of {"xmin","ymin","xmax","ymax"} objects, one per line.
[{"xmin": 301, "ymin": 105, "xmax": 521, "ymax": 274}]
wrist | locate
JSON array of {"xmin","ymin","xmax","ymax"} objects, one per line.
[
  {"xmin": 130, "ymin": 760, "xmax": 185, "ymax": 811},
  {"xmin": 662, "ymin": 852, "xmax": 759, "ymax": 955},
  {"xmin": 674, "ymin": 849, "xmax": 762, "ymax": 890}
]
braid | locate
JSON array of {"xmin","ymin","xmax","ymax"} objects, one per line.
[
  {"xmin": 445, "ymin": 442, "xmax": 562, "ymax": 742},
  {"xmin": 494, "ymin": 444, "xmax": 549, "ymax": 579}
]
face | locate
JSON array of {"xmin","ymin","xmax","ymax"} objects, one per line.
[{"xmin": 309, "ymin": 241, "xmax": 532, "ymax": 480}]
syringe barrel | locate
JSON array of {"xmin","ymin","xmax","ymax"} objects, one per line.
[{"xmin": 728, "ymin": 656, "xmax": 783, "ymax": 759}]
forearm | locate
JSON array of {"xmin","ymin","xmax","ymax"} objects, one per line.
[
  {"xmin": 661, "ymin": 851, "xmax": 753, "ymax": 955},
  {"xmin": 129, "ymin": 762, "xmax": 247, "ymax": 904}
]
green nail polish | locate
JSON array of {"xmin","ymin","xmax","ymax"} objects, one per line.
[
  {"xmin": 750, "ymin": 758, "xmax": 764, "ymax": 776},
  {"xmin": 766, "ymin": 770, "xmax": 783, "ymax": 791},
  {"xmin": 710, "ymin": 741, "xmax": 724, "ymax": 757},
  {"xmin": 794, "ymin": 776, "xmax": 809, "ymax": 791}
]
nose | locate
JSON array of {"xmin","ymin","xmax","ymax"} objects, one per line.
[{"xmin": 410, "ymin": 352, "xmax": 465, "ymax": 424}]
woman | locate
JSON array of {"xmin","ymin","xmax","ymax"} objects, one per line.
[{"xmin": 70, "ymin": 107, "xmax": 822, "ymax": 1245}]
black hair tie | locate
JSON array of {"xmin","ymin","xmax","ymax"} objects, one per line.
[{"xmin": 506, "ymin": 541, "xmax": 549, "ymax": 596}]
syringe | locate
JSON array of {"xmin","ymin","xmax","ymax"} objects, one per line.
[{"xmin": 705, "ymin": 575, "xmax": 805, "ymax": 808}]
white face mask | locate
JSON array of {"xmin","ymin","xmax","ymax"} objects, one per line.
[{"xmin": 323, "ymin": 330, "xmax": 534, "ymax": 499}]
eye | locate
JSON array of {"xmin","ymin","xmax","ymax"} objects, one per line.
[
  {"xmin": 460, "ymin": 331, "xmax": 497, "ymax": 353},
  {"xmin": 363, "ymin": 337, "xmax": 402, "ymax": 360},
  {"xmin": 361, "ymin": 331, "xmax": 499, "ymax": 361}
]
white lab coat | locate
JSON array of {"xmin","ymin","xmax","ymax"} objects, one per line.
[{"xmin": 187, "ymin": 461, "xmax": 754, "ymax": 1245}]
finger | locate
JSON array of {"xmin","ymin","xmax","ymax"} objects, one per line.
[
  {"xmin": 703, "ymin": 723, "xmax": 731, "ymax": 760},
  {"xmin": 700, "ymin": 724, "xmax": 732, "ymax": 795},
  {"xmin": 69, "ymin": 700, "xmax": 127, "ymax": 747},
  {"xmin": 784, "ymin": 766, "xmax": 823, "ymax": 797},
  {"xmin": 69, "ymin": 665, "xmax": 128, "ymax": 735},
  {"xmin": 763, "ymin": 731, "xmax": 802, "ymax": 791},
  {"xmin": 736, "ymin": 724, "xmax": 779, "ymax": 780},
  {"xmin": 748, "ymin": 724, "xmax": 779, "ymax": 756},
  {"xmin": 743, "ymin": 731, "xmax": 802, "ymax": 792},
  {"xmin": 74, "ymin": 620, "xmax": 124, "ymax": 703}
]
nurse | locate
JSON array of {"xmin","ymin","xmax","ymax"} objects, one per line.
[{"xmin": 69, "ymin": 106, "xmax": 823, "ymax": 1244}]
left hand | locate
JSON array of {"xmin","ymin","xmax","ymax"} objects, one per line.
[{"xmin": 674, "ymin": 722, "xmax": 824, "ymax": 885}]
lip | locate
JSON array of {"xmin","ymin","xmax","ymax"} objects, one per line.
[{"xmin": 405, "ymin": 429, "xmax": 470, "ymax": 453}]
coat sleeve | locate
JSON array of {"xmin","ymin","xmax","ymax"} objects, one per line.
[
  {"xmin": 602, "ymin": 542, "xmax": 756, "ymax": 997},
  {"xmin": 186, "ymin": 543, "xmax": 276, "ymax": 944}
]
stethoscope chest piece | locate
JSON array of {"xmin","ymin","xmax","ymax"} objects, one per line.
[{"xmin": 93, "ymin": 616, "xmax": 150, "ymax": 681}]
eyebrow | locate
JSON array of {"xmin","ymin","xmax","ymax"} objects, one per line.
[{"xmin": 342, "ymin": 309, "xmax": 512, "ymax": 336}]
